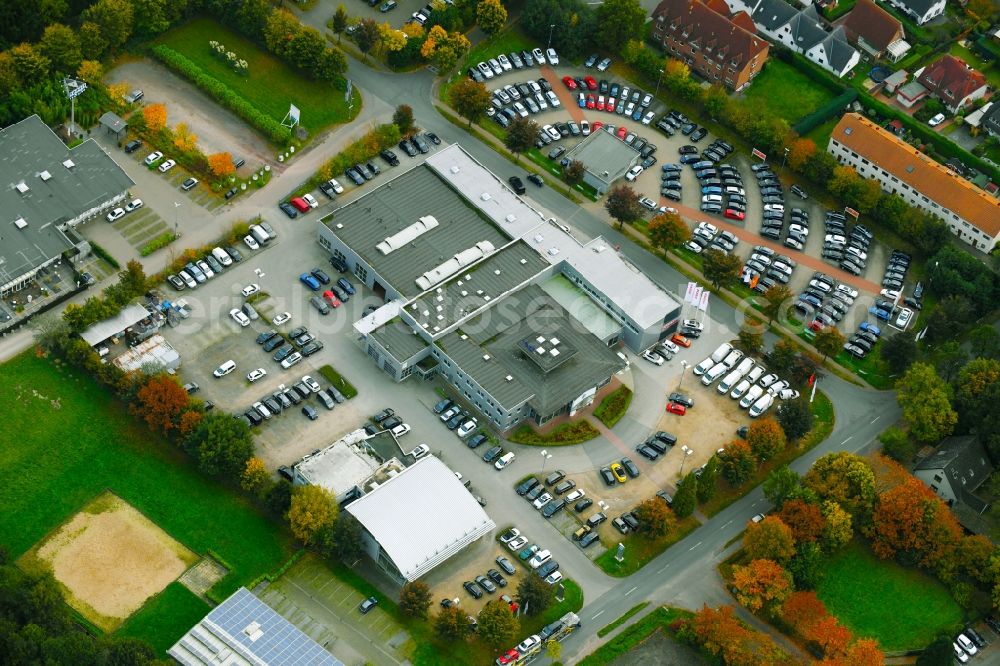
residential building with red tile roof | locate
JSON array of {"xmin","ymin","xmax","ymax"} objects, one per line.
[
  {"xmin": 651, "ymin": 0, "xmax": 770, "ymax": 91},
  {"xmin": 828, "ymin": 113, "xmax": 1000, "ymax": 251},
  {"xmin": 842, "ymin": 0, "xmax": 908, "ymax": 61},
  {"xmin": 917, "ymin": 55, "xmax": 989, "ymax": 113}
]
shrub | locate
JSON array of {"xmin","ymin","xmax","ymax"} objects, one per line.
[
  {"xmin": 593, "ymin": 386, "xmax": 632, "ymax": 427},
  {"xmin": 508, "ymin": 420, "xmax": 600, "ymax": 446},
  {"xmin": 89, "ymin": 241, "xmax": 120, "ymax": 269},
  {"xmin": 139, "ymin": 232, "xmax": 178, "ymax": 257},
  {"xmin": 317, "ymin": 364, "xmax": 358, "ymax": 399}
]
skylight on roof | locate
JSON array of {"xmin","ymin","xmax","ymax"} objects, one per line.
[
  {"xmin": 14, "ymin": 218, "xmax": 27, "ymax": 229},
  {"xmin": 39, "ymin": 171, "xmax": 51, "ymax": 181},
  {"xmin": 15, "ymin": 182, "xmax": 28, "ymax": 194},
  {"xmin": 62, "ymin": 159, "xmax": 75, "ymax": 169}
]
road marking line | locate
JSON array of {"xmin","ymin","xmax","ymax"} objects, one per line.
[
  {"xmin": 591, "ymin": 610, "xmax": 605, "ymax": 620},
  {"xmin": 871, "ymin": 416, "xmax": 881, "ymax": 424},
  {"xmin": 841, "ymin": 436, "xmax": 853, "ymax": 445},
  {"xmin": 657, "ymin": 564, "xmax": 670, "ymax": 573},
  {"xmin": 721, "ymin": 520, "xmax": 733, "ymax": 529},
  {"xmin": 688, "ymin": 541, "xmax": 703, "ymax": 551},
  {"xmin": 624, "ymin": 585, "xmax": 638, "ymax": 596}
]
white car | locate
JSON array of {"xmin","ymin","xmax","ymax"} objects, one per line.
[
  {"xmin": 642, "ymin": 111, "xmax": 655, "ymax": 125},
  {"xmin": 928, "ymin": 113, "xmax": 946, "ymax": 126},
  {"xmin": 692, "ymin": 356, "xmax": 715, "ymax": 376},
  {"xmin": 244, "ymin": 235, "xmax": 260, "ymax": 250},
  {"xmin": 697, "ymin": 221, "xmax": 719, "ymax": 235},
  {"xmin": 639, "ymin": 196, "xmax": 657, "ymax": 210},
  {"xmin": 229, "ymin": 308, "xmax": 250, "ymax": 327},
  {"xmin": 124, "ymin": 198, "xmax": 143, "ymax": 213},
  {"xmin": 956, "ymin": 633, "xmax": 977, "ymax": 656},
  {"xmin": 543, "ymin": 124, "xmax": 561, "ymax": 140},
  {"xmin": 516, "ymin": 635, "xmax": 541, "ymax": 654},
  {"xmin": 684, "ymin": 241, "xmax": 704, "ymax": 254},
  {"xmin": 409, "ymin": 443, "xmax": 430, "ymax": 459},
  {"xmin": 497, "ymin": 53, "xmax": 512, "ymax": 71},
  {"xmin": 954, "ymin": 643, "xmax": 970, "ymax": 664},
  {"xmin": 143, "ymin": 151, "xmax": 163, "ymax": 165},
  {"xmin": 895, "ymin": 308, "xmax": 912, "ymax": 328},
  {"xmin": 625, "ymin": 165, "xmax": 643, "ymax": 181},
  {"xmin": 241, "ymin": 283, "xmax": 260, "ymax": 297},
  {"xmin": 836, "ymin": 284, "xmax": 858, "ymax": 299},
  {"xmin": 682, "ymin": 319, "xmax": 703, "ymax": 331},
  {"xmin": 106, "ymin": 208, "xmax": 125, "ymax": 222},
  {"xmin": 495, "ymin": 452, "xmax": 515, "ymax": 470},
  {"xmin": 272, "ymin": 311, "xmax": 291, "ymax": 326},
  {"xmin": 545, "ymin": 90, "xmax": 560, "ymax": 107},
  {"xmin": 749, "ymin": 393, "xmax": 774, "ymax": 417},
  {"xmin": 328, "ymin": 178, "xmax": 344, "ymax": 194},
  {"xmin": 545, "ymin": 571, "xmax": 564, "ymax": 585},
  {"xmin": 532, "ymin": 492, "xmax": 553, "ymax": 509},
  {"xmin": 301, "ymin": 375, "xmax": 322, "ymax": 393},
  {"xmin": 740, "ymin": 385, "xmax": 764, "ymax": 409},
  {"xmin": 457, "ymin": 420, "xmax": 477, "ymax": 438},
  {"xmin": 302, "ymin": 193, "xmax": 319, "ymax": 208},
  {"xmin": 507, "ymin": 535, "xmax": 528, "ymax": 551},
  {"xmin": 500, "ymin": 528, "xmax": 521, "ymax": 543},
  {"xmin": 391, "ymin": 423, "xmax": 411, "ymax": 437},
  {"xmin": 880, "ymin": 289, "xmax": 900, "ymax": 300},
  {"xmin": 660, "ymin": 340, "xmax": 680, "ymax": 355},
  {"xmin": 580, "ymin": 120, "xmax": 590, "ymax": 136},
  {"xmin": 566, "ymin": 488, "xmax": 585, "ymax": 502},
  {"xmin": 767, "ymin": 379, "xmax": 789, "ymax": 397},
  {"xmin": 280, "ymin": 352, "xmax": 302, "ymax": 369},
  {"xmin": 545, "ymin": 47, "xmax": 559, "ymax": 65},
  {"xmin": 531, "ymin": 47, "xmax": 545, "ymax": 63},
  {"xmin": 247, "ymin": 368, "xmax": 267, "ymax": 382},
  {"xmin": 529, "ymin": 549, "xmax": 551, "ymax": 568},
  {"xmin": 158, "ymin": 158, "xmax": 177, "ymax": 173},
  {"xmin": 196, "ymin": 260, "xmax": 214, "ymax": 279},
  {"xmin": 730, "ymin": 379, "xmax": 751, "ymax": 400},
  {"xmin": 642, "ymin": 349, "xmax": 664, "ymax": 366},
  {"xmin": 758, "ymin": 373, "xmax": 778, "ymax": 388}
]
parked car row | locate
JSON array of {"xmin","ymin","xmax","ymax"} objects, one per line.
[
  {"xmin": 694, "ymin": 342, "xmax": 798, "ymax": 417},
  {"xmin": 166, "ymin": 243, "xmax": 248, "ymax": 291},
  {"xmin": 105, "ymin": 197, "xmax": 144, "ymax": 223},
  {"xmin": 656, "ymin": 109, "xmax": 708, "ymax": 143},
  {"xmin": 954, "ymin": 626, "xmax": 988, "ymax": 663},
  {"xmin": 563, "ymin": 76, "xmax": 658, "ymax": 125},
  {"xmin": 141, "ymin": 150, "xmax": 198, "ymax": 191},
  {"xmin": 496, "ymin": 525, "xmax": 564, "ymax": 585},
  {"xmin": 685, "ymin": 222, "xmax": 740, "ymax": 260},
  {"xmin": 468, "ymin": 47, "xmax": 560, "ymax": 85},
  {"xmin": 792, "ymin": 272, "xmax": 860, "ymax": 333},
  {"xmin": 635, "ymin": 428, "xmax": 679, "ymax": 462},
  {"xmin": 235, "ymin": 374, "xmax": 330, "ymax": 426},
  {"xmin": 367, "ymin": 406, "xmax": 408, "ymax": 437}
]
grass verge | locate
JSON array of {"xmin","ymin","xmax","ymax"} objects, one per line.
[
  {"xmin": 595, "ymin": 516, "xmax": 701, "ymax": 577},
  {"xmin": 508, "ymin": 419, "xmax": 601, "ymax": 446},
  {"xmin": 744, "ymin": 59, "xmax": 840, "ymax": 125},
  {"xmin": 318, "ymin": 364, "xmax": 358, "ymax": 399},
  {"xmin": 593, "ymin": 386, "xmax": 633, "ymax": 428},
  {"xmin": 598, "ymin": 602, "xmax": 650, "ymax": 637},
  {"xmin": 579, "ymin": 606, "xmax": 694, "ymax": 666},
  {"xmin": 816, "ymin": 540, "xmax": 963, "ymax": 650},
  {"xmin": 139, "ymin": 231, "xmax": 179, "ymax": 257},
  {"xmin": 118, "ymin": 582, "xmax": 209, "ymax": 654},
  {"xmin": 700, "ymin": 390, "xmax": 835, "ymax": 517}
]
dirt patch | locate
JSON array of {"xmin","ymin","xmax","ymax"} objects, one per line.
[
  {"xmin": 609, "ymin": 627, "xmax": 708, "ymax": 665},
  {"xmin": 20, "ymin": 493, "xmax": 198, "ymax": 631},
  {"xmin": 656, "ymin": 384, "xmax": 747, "ymax": 475}
]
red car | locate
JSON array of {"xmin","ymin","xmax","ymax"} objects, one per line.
[
  {"xmin": 595, "ymin": 95, "xmax": 605, "ymax": 111},
  {"xmin": 808, "ymin": 319, "xmax": 824, "ymax": 332},
  {"xmin": 584, "ymin": 75, "xmax": 597, "ymax": 90},
  {"xmin": 671, "ymin": 333, "xmax": 692, "ymax": 347},
  {"xmin": 290, "ymin": 196, "xmax": 310, "ymax": 212},
  {"xmin": 666, "ymin": 402, "xmax": 687, "ymax": 415},
  {"xmin": 591, "ymin": 121, "xmax": 603, "ymax": 133},
  {"xmin": 497, "ymin": 649, "xmax": 520, "ymax": 665},
  {"xmin": 561, "ymin": 76, "xmax": 577, "ymax": 90},
  {"xmin": 724, "ymin": 209, "xmax": 745, "ymax": 221},
  {"xmin": 606, "ymin": 96, "xmax": 616, "ymax": 113},
  {"xmin": 322, "ymin": 290, "xmax": 341, "ymax": 308},
  {"xmin": 616, "ymin": 125, "xmax": 628, "ymax": 140},
  {"xmin": 586, "ymin": 94, "xmax": 596, "ymax": 109}
]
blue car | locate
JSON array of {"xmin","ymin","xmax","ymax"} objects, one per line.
[
  {"xmin": 631, "ymin": 108, "xmax": 643, "ymax": 121},
  {"xmin": 799, "ymin": 294, "xmax": 821, "ymax": 308},
  {"xmin": 868, "ymin": 306, "xmax": 890, "ymax": 321},
  {"xmin": 577, "ymin": 93, "xmax": 586, "ymax": 109},
  {"xmin": 336, "ymin": 277, "xmax": 356, "ymax": 295},
  {"xmin": 701, "ymin": 186, "xmax": 723, "ymax": 195},
  {"xmin": 859, "ymin": 322, "xmax": 881, "ymax": 337},
  {"xmin": 299, "ymin": 273, "xmax": 321, "ymax": 291}
]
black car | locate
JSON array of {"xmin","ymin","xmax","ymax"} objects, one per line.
[
  {"xmin": 398, "ymin": 139, "xmax": 418, "ymax": 157},
  {"xmin": 328, "ymin": 256, "xmax": 348, "ymax": 273},
  {"xmin": 516, "ymin": 477, "xmax": 540, "ymax": 495},
  {"xmin": 620, "ymin": 457, "xmax": 640, "ymax": 478},
  {"xmin": 600, "ymin": 466, "xmax": 616, "ymax": 485},
  {"xmin": 433, "ymin": 398, "xmax": 452, "ymax": 414},
  {"xmin": 526, "ymin": 484, "xmax": 545, "ymax": 501},
  {"xmin": 425, "ymin": 132, "xmax": 440, "ymax": 145},
  {"xmin": 224, "ymin": 245, "xmax": 244, "ymax": 263},
  {"xmin": 345, "ymin": 167, "xmax": 364, "ymax": 185},
  {"xmin": 256, "ymin": 330, "xmax": 278, "ymax": 345},
  {"xmin": 319, "ymin": 181, "xmax": 338, "ymax": 198},
  {"xmin": 636, "ymin": 445, "xmax": 659, "ymax": 460},
  {"xmin": 622, "ymin": 512, "xmax": 640, "ymax": 530},
  {"xmin": 668, "ymin": 392, "xmax": 693, "ymax": 408},
  {"xmin": 545, "ymin": 470, "xmax": 566, "ymax": 486},
  {"xmin": 579, "ymin": 532, "xmax": 600, "ymax": 548},
  {"xmin": 483, "ymin": 445, "xmax": 503, "ymax": 463},
  {"xmin": 124, "ymin": 139, "xmax": 142, "ymax": 153},
  {"xmin": 373, "ymin": 408, "xmax": 395, "ymax": 423},
  {"xmin": 272, "ymin": 345, "xmax": 293, "ymax": 361},
  {"xmin": 412, "ymin": 135, "xmax": 429, "ymax": 153},
  {"xmin": 463, "ymin": 581, "xmax": 483, "ymax": 599},
  {"xmin": 301, "ymin": 405, "xmax": 318, "ymax": 420},
  {"xmin": 496, "ymin": 556, "xmax": 516, "ymax": 575},
  {"xmin": 301, "ymin": 340, "xmax": 324, "ymax": 357},
  {"xmin": 245, "ymin": 409, "xmax": 263, "ymax": 425},
  {"xmin": 690, "ymin": 127, "xmax": 708, "ymax": 142},
  {"xmin": 553, "ymin": 479, "xmax": 576, "ymax": 494},
  {"xmin": 527, "ymin": 173, "xmax": 544, "ymax": 187},
  {"xmin": 536, "ymin": 560, "xmax": 560, "ymax": 577},
  {"xmin": 167, "ymin": 274, "xmax": 186, "ymax": 290},
  {"xmin": 541, "ymin": 499, "xmax": 566, "ymax": 518},
  {"xmin": 311, "ymin": 268, "xmax": 331, "ymax": 285},
  {"xmin": 657, "ymin": 490, "xmax": 673, "ymax": 506},
  {"xmin": 508, "ymin": 176, "xmax": 526, "ymax": 194},
  {"xmin": 380, "ymin": 149, "xmax": 399, "ymax": 166},
  {"xmin": 575, "ymin": 497, "xmax": 593, "ymax": 513},
  {"xmin": 279, "ymin": 202, "xmax": 298, "ymax": 218},
  {"xmin": 487, "ymin": 568, "xmax": 507, "ymax": 587},
  {"xmin": 653, "ymin": 429, "xmax": 677, "ymax": 446},
  {"xmin": 224, "ymin": 187, "xmax": 238, "ymax": 200}
]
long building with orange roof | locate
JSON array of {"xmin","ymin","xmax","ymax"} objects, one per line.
[{"xmin": 828, "ymin": 113, "xmax": 1000, "ymax": 251}]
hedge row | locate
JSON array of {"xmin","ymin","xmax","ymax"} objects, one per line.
[
  {"xmin": 139, "ymin": 232, "xmax": 179, "ymax": 257},
  {"xmin": 89, "ymin": 241, "xmax": 120, "ymax": 270},
  {"xmin": 793, "ymin": 89, "xmax": 858, "ymax": 135},
  {"xmin": 151, "ymin": 45, "xmax": 291, "ymax": 145},
  {"xmin": 307, "ymin": 123, "xmax": 401, "ymax": 192}
]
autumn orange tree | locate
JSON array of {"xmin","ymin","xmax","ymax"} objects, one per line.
[
  {"xmin": 746, "ymin": 417, "xmax": 787, "ymax": 461},
  {"xmin": 809, "ymin": 614, "xmax": 852, "ymax": 657},
  {"xmin": 690, "ymin": 604, "xmax": 788, "ymax": 664},
  {"xmin": 744, "ymin": 515, "xmax": 796, "ymax": 564},
  {"xmin": 143, "ymin": 103, "xmax": 167, "ymax": 132},
  {"xmin": 133, "ymin": 375, "xmax": 190, "ymax": 435},
  {"xmin": 778, "ymin": 498, "xmax": 826, "ymax": 543},
  {"xmin": 177, "ymin": 409, "xmax": 203, "ymax": 438},
  {"xmin": 633, "ymin": 497, "xmax": 675, "ymax": 537},
  {"xmin": 732, "ymin": 558, "xmax": 793, "ymax": 613},
  {"xmin": 780, "ymin": 590, "xmax": 827, "ymax": 635},
  {"xmin": 208, "ymin": 152, "xmax": 236, "ymax": 179},
  {"xmin": 786, "ymin": 137, "xmax": 816, "ymax": 172}
]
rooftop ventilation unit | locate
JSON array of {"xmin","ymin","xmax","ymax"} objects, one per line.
[
  {"xmin": 15, "ymin": 182, "xmax": 28, "ymax": 194},
  {"xmin": 14, "ymin": 218, "xmax": 27, "ymax": 229},
  {"xmin": 494, "ymin": 269, "xmax": 501, "ymax": 275},
  {"xmin": 450, "ymin": 165, "xmax": 460, "ymax": 174},
  {"xmin": 376, "ymin": 215, "xmax": 439, "ymax": 255},
  {"xmin": 547, "ymin": 248, "xmax": 560, "ymax": 256},
  {"xmin": 533, "ymin": 234, "xmax": 544, "ymax": 243},
  {"xmin": 483, "ymin": 354, "xmax": 491, "ymax": 361},
  {"xmin": 480, "ymin": 193, "xmax": 491, "ymax": 201},
  {"xmin": 505, "ymin": 214, "xmax": 517, "ymax": 223},
  {"xmin": 460, "ymin": 290, "xmax": 468, "ymax": 296},
  {"xmin": 242, "ymin": 622, "xmax": 263, "ymax": 641},
  {"xmin": 476, "ymin": 289, "xmax": 483, "ymax": 295},
  {"xmin": 536, "ymin": 346, "xmax": 546, "ymax": 355},
  {"xmin": 536, "ymin": 336, "xmax": 545, "ymax": 344},
  {"xmin": 549, "ymin": 337, "xmax": 560, "ymax": 346},
  {"xmin": 484, "ymin": 295, "xmax": 491, "ymax": 301},
  {"xmin": 39, "ymin": 171, "xmax": 51, "ymax": 181},
  {"xmin": 520, "ymin": 258, "xmax": 528, "ymax": 265},
  {"xmin": 550, "ymin": 348, "xmax": 560, "ymax": 357},
  {"xmin": 62, "ymin": 159, "xmax": 75, "ymax": 169},
  {"xmin": 505, "ymin": 375, "xmax": 513, "ymax": 381},
  {"xmin": 336, "ymin": 223, "xmax": 344, "ymax": 229},
  {"xmin": 460, "ymin": 334, "xmax": 468, "ymax": 339},
  {"xmin": 465, "ymin": 274, "xmax": 471, "ymax": 280}
]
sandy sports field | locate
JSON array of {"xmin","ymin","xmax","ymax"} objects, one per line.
[{"xmin": 20, "ymin": 492, "xmax": 199, "ymax": 631}]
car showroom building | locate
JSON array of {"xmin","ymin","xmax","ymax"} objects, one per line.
[{"xmin": 316, "ymin": 145, "xmax": 681, "ymax": 430}]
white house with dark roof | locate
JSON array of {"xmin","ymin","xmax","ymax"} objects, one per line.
[{"xmin": 881, "ymin": 0, "xmax": 946, "ymax": 24}]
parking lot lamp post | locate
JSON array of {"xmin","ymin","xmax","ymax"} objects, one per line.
[
  {"xmin": 679, "ymin": 445, "xmax": 693, "ymax": 477},
  {"xmin": 676, "ymin": 360, "xmax": 690, "ymax": 391},
  {"xmin": 781, "ymin": 147, "xmax": 790, "ymax": 169},
  {"xmin": 547, "ymin": 24, "xmax": 556, "ymax": 50},
  {"xmin": 173, "ymin": 201, "xmax": 181, "ymax": 233},
  {"xmin": 654, "ymin": 69, "xmax": 664, "ymax": 98},
  {"xmin": 540, "ymin": 449, "xmax": 552, "ymax": 473}
]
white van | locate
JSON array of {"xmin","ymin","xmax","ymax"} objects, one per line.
[
  {"xmin": 711, "ymin": 343, "xmax": 733, "ymax": 363},
  {"xmin": 721, "ymin": 350, "xmax": 744, "ymax": 368},
  {"xmin": 730, "ymin": 379, "xmax": 752, "ymax": 399},
  {"xmin": 250, "ymin": 224, "xmax": 271, "ymax": 245},
  {"xmin": 701, "ymin": 362, "xmax": 728, "ymax": 385},
  {"xmin": 749, "ymin": 393, "xmax": 774, "ymax": 417},
  {"xmin": 745, "ymin": 364, "xmax": 765, "ymax": 384},
  {"xmin": 213, "ymin": 360, "xmax": 236, "ymax": 377},
  {"xmin": 739, "ymin": 384, "xmax": 764, "ymax": 409},
  {"xmin": 495, "ymin": 452, "xmax": 516, "ymax": 470},
  {"xmin": 717, "ymin": 370, "xmax": 742, "ymax": 394},
  {"xmin": 734, "ymin": 357, "xmax": 755, "ymax": 376},
  {"xmin": 212, "ymin": 247, "xmax": 233, "ymax": 267},
  {"xmin": 693, "ymin": 356, "xmax": 715, "ymax": 376}
]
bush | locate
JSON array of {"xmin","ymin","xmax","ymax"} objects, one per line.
[
  {"xmin": 593, "ymin": 386, "xmax": 632, "ymax": 427},
  {"xmin": 89, "ymin": 241, "xmax": 120, "ymax": 269},
  {"xmin": 310, "ymin": 123, "xmax": 400, "ymax": 190},
  {"xmin": 508, "ymin": 420, "xmax": 601, "ymax": 446},
  {"xmin": 151, "ymin": 45, "xmax": 291, "ymax": 144},
  {"xmin": 139, "ymin": 232, "xmax": 179, "ymax": 257},
  {"xmin": 317, "ymin": 364, "xmax": 358, "ymax": 399},
  {"xmin": 793, "ymin": 89, "xmax": 858, "ymax": 135}
]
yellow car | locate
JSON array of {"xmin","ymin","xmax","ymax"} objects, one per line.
[{"xmin": 610, "ymin": 462, "xmax": 628, "ymax": 484}]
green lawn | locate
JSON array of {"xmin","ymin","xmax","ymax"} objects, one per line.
[
  {"xmin": 153, "ymin": 17, "xmax": 358, "ymax": 134},
  {"xmin": 950, "ymin": 43, "xmax": 1000, "ymax": 89},
  {"xmin": 816, "ymin": 541, "xmax": 964, "ymax": 650},
  {"xmin": 744, "ymin": 59, "xmax": 839, "ymax": 125},
  {"xmin": 0, "ymin": 353, "xmax": 295, "ymax": 647},
  {"xmin": 118, "ymin": 583, "xmax": 210, "ymax": 654}
]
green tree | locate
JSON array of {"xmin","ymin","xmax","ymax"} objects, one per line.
[
  {"xmin": 696, "ymin": 457, "xmax": 719, "ymax": 503},
  {"xmin": 738, "ymin": 329, "xmax": 764, "ymax": 356},
  {"xmin": 647, "ymin": 212, "xmax": 690, "ymax": 255},
  {"xmin": 38, "ymin": 23, "xmax": 81, "ymax": 73},
  {"xmin": 504, "ymin": 116, "xmax": 539, "ymax": 162},
  {"xmin": 82, "ymin": 0, "xmax": 134, "ymax": 52},
  {"xmin": 449, "ymin": 78, "xmax": 491, "ymax": 126},
  {"xmin": 400, "ymin": 581, "xmax": 432, "ymax": 619},
  {"xmin": 186, "ymin": 412, "xmax": 254, "ymax": 478},
  {"xmin": 478, "ymin": 599, "xmax": 519, "ymax": 649},
  {"xmin": 761, "ymin": 284, "xmax": 792, "ymax": 323},
  {"xmin": 776, "ymin": 398, "xmax": 813, "ymax": 442},
  {"xmin": 880, "ymin": 334, "xmax": 918, "ymax": 375},
  {"xmin": 879, "ymin": 426, "xmax": 916, "ymax": 463},
  {"xmin": 605, "ymin": 184, "xmax": 644, "ymax": 229},
  {"xmin": 765, "ymin": 340, "xmax": 799, "ymax": 378},
  {"xmin": 804, "ymin": 452, "xmax": 875, "ymax": 518},
  {"xmin": 265, "ymin": 479, "xmax": 293, "ymax": 514},
  {"xmin": 476, "ymin": 0, "xmax": 508, "ymax": 35},
  {"xmin": 318, "ymin": 514, "xmax": 364, "ymax": 562},
  {"xmin": 721, "ymin": 439, "xmax": 755, "ymax": 486},
  {"xmin": 354, "ymin": 18, "xmax": 380, "ymax": 58},
  {"xmin": 10, "ymin": 43, "xmax": 50, "ymax": 85},
  {"xmin": 287, "ymin": 484, "xmax": 338, "ymax": 545},
  {"xmin": 516, "ymin": 571, "xmax": 554, "ymax": 615},
  {"xmin": 131, "ymin": 0, "xmax": 171, "ymax": 38},
  {"xmin": 633, "ymin": 497, "xmax": 675, "ymax": 536},
  {"xmin": 596, "ymin": 0, "xmax": 646, "ymax": 51},
  {"xmin": 744, "ymin": 516, "xmax": 796, "ymax": 564},
  {"xmin": 332, "ymin": 4, "xmax": 349, "ymax": 42},
  {"xmin": 763, "ymin": 465, "xmax": 801, "ymax": 508},
  {"xmin": 926, "ymin": 296, "xmax": 974, "ymax": 344},
  {"xmin": 812, "ymin": 326, "xmax": 845, "ymax": 362},
  {"xmin": 969, "ymin": 324, "xmax": 1000, "ymax": 360},
  {"xmin": 788, "ymin": 541, "xmax": 826, "ymax": 590},
  {"xmin": 820, "ymin": 500, "xmax": 853, "ymax": 550},
  {"xmin": 672, "ymin": 472, "xmax": 698, "ymax": 518},
  {"xmin": 701, "ymin": 248, "xmax": 742, "ymax": 290},
  {"xmin": 563, "ymin": 159, "xmax": 585, "ymax": 186},
  {"xmin": 435, "ymin": 604, "xmax": 471, "ymax": 640},
  {"xmin": 393, "ymin": 103, "xmax": 414, "ymax": 135},
  {"xmin": 240, "ymin": 457, "xmax": 271, "ymax": 497},
  {"xmin": 747, "ymin": 417, "xmax": 787, "ymax": 462},
  {"xmin": 896, "ymin": 362, "xmax": 957, "ymax": 442},
  {"xmin": 917, "ymin": 636, "xmax": 957, "ymax": 666},
  {"xmin": 546, "ymin": 639, "xmax": 563, "ymax": 661}
]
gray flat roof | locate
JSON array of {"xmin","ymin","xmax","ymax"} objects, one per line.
[
  {"xmin": 81, "ymin": 303, "xmax": 152, "ymax": 346},
  {"xmin": 540, "ymin": 274, "xmax": 623, "ymax": 340},
  {"xmin": 438, "ymin": 284, "xmax": 625, "ymax": 414},
  {"xmin": 294, "ymin": 433, "xmax": 383, "ymax": 501},
  {"xmin": 321, "ymin": 165, "xmax": 509, "ymax": 299},
  {"xmin": 0, "ymin": 115, "xmax": 133, "ymax": 286},
  {"xmin": 346, "ymin": 455, "xmax": 495, "ymax": 581},
  {"xmin": 564, "ymin": 130, "xmax": 639, "ymax": 185},
  {"xmin": 370, "ymin": 319, "xmax": 429, "ymax": 361}
]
